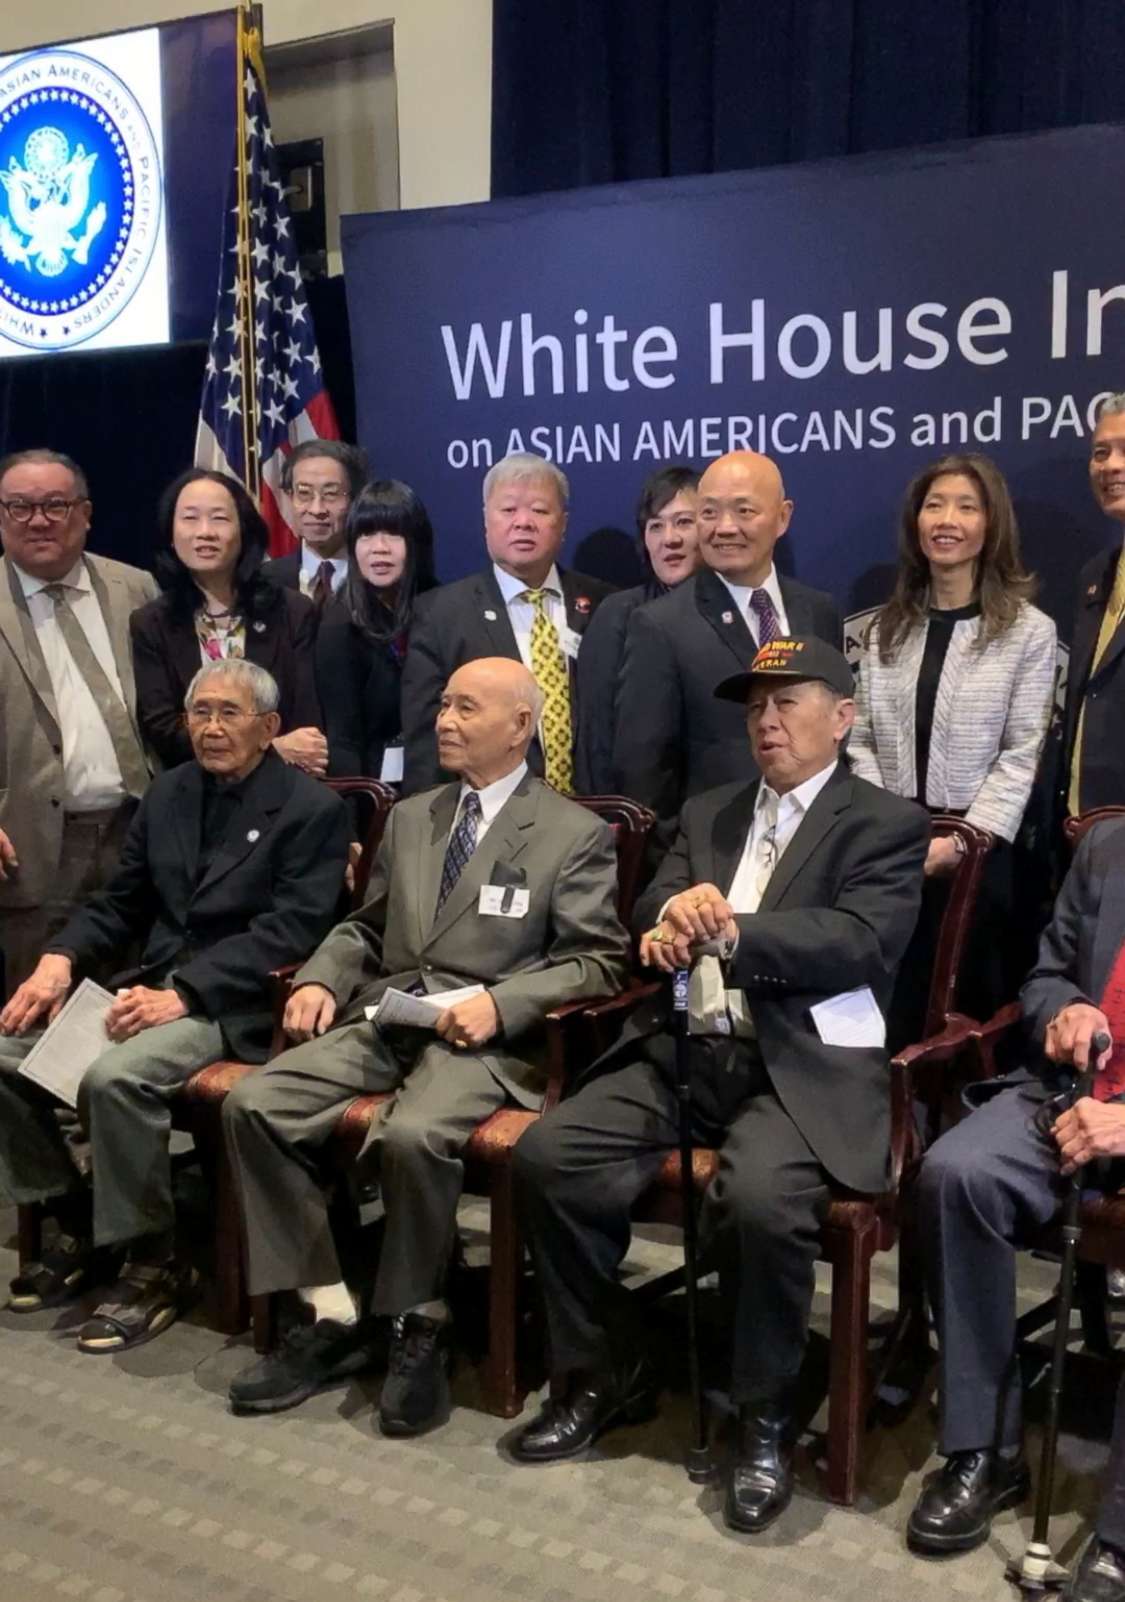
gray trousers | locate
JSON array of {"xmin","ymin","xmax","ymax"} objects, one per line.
[
  {"xmin": 223, "ymin": 1018, "xmax": 518, "ymax": 1314},
  {"xmin": 0, "ymin": 1015, "xmax": 224, "ymax": 1247}
]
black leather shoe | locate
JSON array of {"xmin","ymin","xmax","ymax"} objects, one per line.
[
  {"xmin": 378, "ymin": 1312, "xmax": 453, "ymax": 1437},
  {"xmin": 724, "ymin": 1401, "xmax": 795, "ymax": 1534},
  {"xmin": 510, "ymin": 1360, "xmax": 659, "ymax": 1462},
  {"xmin": 229, "ymin": 1318, "xmax": 381, "ymax": 1414},
  {"xmin": 1064, "ymin": 1536, "xmax": 1125, "ymax": 1602},
  {"xmin": 907, "ymin": 1449, "xmax": 1030, "ymax": 1554}
]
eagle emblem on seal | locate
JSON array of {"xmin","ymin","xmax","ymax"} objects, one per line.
[{"xmin": 0, "ymin": 127, "xmax": 106, "ymax": 279}]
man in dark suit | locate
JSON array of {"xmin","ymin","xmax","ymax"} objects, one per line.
[
  {"xmin": 400, "ymin": 453, "xmax": 613, "ymax": 794},
  {"xmin": 511, "ymin": 638, "xmax": 929, "ymax": 1537},
  {"xmin": 261, "ymin": 440, "xmax": 367, "ymax": 606},
  {"xmin": 907, "ymin": 818, "xmax": 1125, "ymax": 1602},
  {"xmin": 224, "ymin": 656, "xmax": 630, "ymax": 1437},
  {"xmin": 613, "ymin": 451, "xmax": 842, "ymax": 831},
  {"xmin": 0, "ymin": 659, "xmax": 349, "ymax": 1352},
  {"xmin": 1062, "ymin": 394, "xmax": 1125, "ymax": 819}
]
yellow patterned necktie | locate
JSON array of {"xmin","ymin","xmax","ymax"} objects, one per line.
[
  {"xmin": 1068, "ymin": 554, "xmax": 1125, "ymax": 815},
  {"xmin": 523, "ymin": 588, "xmax": 574, "ymax": 793}
]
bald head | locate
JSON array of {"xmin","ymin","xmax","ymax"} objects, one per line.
[
  {"xmin": 436, "ymin": 656, "xmax": 545, "ymax": 787},
  {"xmin": 697, "ymin": 451, "xmax": 793, "ymax": 588}
]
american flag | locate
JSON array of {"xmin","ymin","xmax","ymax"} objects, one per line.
[{"xmin": 195, "ymin": 24, "xmax": 340, "ymax": 556}]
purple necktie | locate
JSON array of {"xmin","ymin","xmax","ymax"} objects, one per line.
[{"xmin": 749, "ymin": 589, "xmax": 781, "ymax": 646}]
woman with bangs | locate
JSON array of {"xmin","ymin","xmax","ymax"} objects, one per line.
[{"xmin": 317, "ymin": 479, "xmax": 439, "ymax": 781}]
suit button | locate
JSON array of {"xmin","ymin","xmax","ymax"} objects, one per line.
[
  {"xmin": 52, "ymin": 744, "xmax": 61, "ymax": 756},
  {"xmin": 50, "ymin": 798, "xmax": 60, "ymax": 808}
]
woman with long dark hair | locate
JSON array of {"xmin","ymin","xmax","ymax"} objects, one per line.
[
  {"xmin": 131, "ymin": 468, "xmax": 325, "ymax": 771},
  {"xmin": 851, "ymin": 451, "xmax": 1056, "ymax": 1034},
  {"xmin": 574, "ymin": 464, "xmax": 700, "ymax": 794},
  {"xmin": 316, "ymin": 479, "xmax": 438, "ymax": 780}
]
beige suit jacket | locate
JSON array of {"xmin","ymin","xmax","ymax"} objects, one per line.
[
  {"xmin": 0, "ymin": 550, "xmax": 158, "ymax": 909},
  {"xmin": 296, "ymin": 772, "xmax": 631, "ymax": 1106}
]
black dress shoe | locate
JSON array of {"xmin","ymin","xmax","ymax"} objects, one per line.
[
  {"xmin": 907, "ymin": 1449, "xmax": 1030, "ymax": 1554},
  {"xmin": 511, "ymin": 1361, "xmax": 659, "ymax": 1462},
  {"xmin": 724, "ymin": 1401, "xmax": 795, "ymax": 1534},
  {"xmin": 378, "ymin": 1312, "xmax": 453, "ymax": 1437},
  {"xmin": 1064, "ymin": 1536, "xmax": 1125, "ymax": 1602}
]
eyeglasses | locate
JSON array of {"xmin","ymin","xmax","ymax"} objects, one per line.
[
  {"xmin": 0, "ymin": 497, "xmax": 87, "ymax": 524},
  {"xmin": 292, "ymin": 485, "xmax": 347, "ymax": 507},
  {"xmin": 185, "ymin": 705, "xmax": 266, "ymax": 729}
]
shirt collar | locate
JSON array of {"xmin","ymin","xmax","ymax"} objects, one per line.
[
  {"xmin": 15, "ymin": 557, "xmax": 90, "ymax": 599},
  {"xmin": 757, "ymin": 755, "xmax": 838, "ymax": 823},
  {"xmin": 716, "ymin": 565, "xmax": 782, "ymax": 614},
  {"xmin": 300, "ymin": 544, "xmax": 348, "ymax": 580},
  {"xmin": 457, "ymin": 759, "xmax": 529, "ymax": 827},
  {"xmin": 492, "ymin": 562, "xmax": 563, "ymax": 606}
]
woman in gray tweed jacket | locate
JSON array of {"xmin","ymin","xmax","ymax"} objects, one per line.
[{"xmin": 850, "ymin": 452, "xmax": 1056, "ymax": 1036}]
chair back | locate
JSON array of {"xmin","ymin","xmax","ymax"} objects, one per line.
[
  {"xmin": 1064, "ymin": 805, "xmax": 1125, "ymax": 851},
  {"xmin": 324, "ymin": 777, "xmax": 398, "ymax": 907},
  {"xmin": 570, "ymin": 794, "xmax": 656, "ymax": 924},
  {"xmin": 920, "ymin": 815, "xmax": 993, "ymax": 1041}
]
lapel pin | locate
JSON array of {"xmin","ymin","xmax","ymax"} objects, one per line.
[
  {"xmin": 246, "ymin": 829, "xmax": 260, "ymax": 843},
  {"xmin": 1089, "ymin": 585, "xmax": 1100, "ymax": 597},
  {"xmin": 575, "ymin": 595, "xmax": 591, "ymax": 615},
  {"xmin": 721, "ymin": 610, "xmax": 734, "ymax": 625},
  {"xmin": 253, "ymin": 620, "xmax": 266, "ymax": 633},
  {"xmin": 484, "ymin": 609, "xmax": 498, "ymax": 621}
]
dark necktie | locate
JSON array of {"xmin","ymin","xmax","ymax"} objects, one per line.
[
  {"xmin": 311, "ymin": 560, "xmax": 336, "ymax": 610},
  {"xmin": 436, "ymin": 790, "xmax": 481, "ymax": 914},
  {"xmin": 45, "ymin": 583, "xmax": 149, "ymax": 796},
  {"xmin": 749, "ymin": 588, "xmax": 781, "ymax": 646}
]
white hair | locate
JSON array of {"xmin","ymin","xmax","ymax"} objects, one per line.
[
  {"xmin": 483, "ymin": 452, "xmax": 569, "ymax": 508},
  {"xmin": 1097, "ymin": 393, "xmax": 1125, "ymax": 422},
  {"xmin": 185, "ymin": 659, "xmax": 280, "ymax": 715}
]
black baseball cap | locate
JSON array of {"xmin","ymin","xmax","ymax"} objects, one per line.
[{"xmin": 713, "ymin": 636, "xmax": 855, "ymax": 703}]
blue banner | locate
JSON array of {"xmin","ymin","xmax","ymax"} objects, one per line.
[{"xmin": 343, "ymin": 126, "xmax": 1125, "ymax": 631}]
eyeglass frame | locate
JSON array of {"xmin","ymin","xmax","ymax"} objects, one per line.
[
  {"xmin": 0, "ymin": 496, "xmax": 90, "ymax": 525},
  {"xmin": 291, "ymin": 484, "xmax": 349, "ymax": 507},
  {"xmin": 184, "ymin": 704, "xmax": 271, "ymax": 730}
]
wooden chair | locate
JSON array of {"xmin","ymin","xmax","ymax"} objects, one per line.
[
  {"xmin": 256, "ymin": 796, "xmax": 657, "ymax": 1400},
  {"xmin": 17, "ymin": 776, "xmax": 398, "ymax": 1338}
]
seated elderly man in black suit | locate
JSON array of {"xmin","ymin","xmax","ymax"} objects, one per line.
[
  {"xmin": 0, "ymin": 659, "xmax": 349, "ymax": 1353},
  {"xmin": 613, "ymin": 451, "xmax": 842, "ymax": 834},
  {"xmin": 907, "ymin": 817, "xmax": 1125, "ymax": 1602},
  {"xmin": 512, "ymin": 637, "xmax": 929, "ymax": 1536}
]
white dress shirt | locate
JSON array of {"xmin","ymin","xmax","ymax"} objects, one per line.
[
  {"xmin": 16, "ymin": 559, "xmax": 128, "ymax": 812},
  {"xmin": 298, "ymin": 546, "xmax": 348, "ymax": 596},
  {"xmin": 689, "ymin": 756, "xmax": 838, "ymax": 1036},
  {"xmin": 450, "ymin": 760, "xmax": 529, "ymax": 846},
  {"xmin": 716, "ymin": 565, "xmax": 789, "ymax": 647},
  {"xmin": 492, "ymin": 562, "xmax": 567, "ymax": 669}
]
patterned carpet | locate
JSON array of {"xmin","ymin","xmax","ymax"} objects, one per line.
[{"xmin": 0, "ymin": 1198, "xmax": 1116, "ymax": 1602}]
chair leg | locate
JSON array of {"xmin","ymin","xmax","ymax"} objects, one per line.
[
  {"xmin": 1077, "ymin": 1260, "xmax": 1112, "ymax": 1357},
  {"xmin": 251, "ymin": 1293, "xmax": 275, "ymax": 1354},
  {"xmin": 482, "ymin": 1161, "xmax": 527, "ymax": 1418},
  {"xmin": 17, "ymin": 1201, "xmax": 42, "ymax": 1267},
  {"xmin": 824, "ymin": 1232, "xmax": 875, "ymax": 1506},
  {"xmin": 210, "ymin": 1143, "xmax": 249, "ymax": 1337}
]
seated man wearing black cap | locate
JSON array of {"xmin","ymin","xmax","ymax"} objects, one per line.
[{"xmin": 510, "ymin": 637, "xmax": 929, "ymax": 1534}]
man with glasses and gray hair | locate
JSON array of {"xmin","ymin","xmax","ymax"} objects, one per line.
[
  {"xmin": 0, "ymin": 448, "xmax": 158, "ymax": 996},
  {"xmin": 263, "ymin": 440, "xmax": 368, "ymax": 608},
  {"xmin": 0, "ymin": 658, "xmax": 349, "ymax": 1354}
]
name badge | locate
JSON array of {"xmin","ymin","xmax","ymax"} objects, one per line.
[
  {"xmin": 479, "ymin": 884, "xmax": 530, "ymax": 918},
  {"xmin": 559, "ymin": 624, "xmax": 582, "ymax": 661}
]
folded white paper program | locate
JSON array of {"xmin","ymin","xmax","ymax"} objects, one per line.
[
  {"xmin": 365, "ymin": 984, "xmax": 484, "ymax": 1030},
  {"xmin": 808, "ymin": 985, "xmax": 886, "ymax": 1049},
  {"xmin": 18, "ymin": 978, "xmax": 116, "ymax": 1108}
]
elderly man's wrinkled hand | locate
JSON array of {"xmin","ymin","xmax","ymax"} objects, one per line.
[{"xmin": 0, "ymin": 953, "xmax": 72, "ymax": 1036}]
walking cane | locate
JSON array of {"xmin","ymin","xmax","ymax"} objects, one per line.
[
  {"xmin": 1008, "ymin": 1030, "xmax": 1109, "ymax": 1594},
  {"xmin": 672, "ymin": 966, "xmax": 715, "ymax": 1483}
]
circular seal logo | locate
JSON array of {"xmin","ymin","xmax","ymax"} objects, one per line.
[{"xmin": 0, "ymin": 48, "xmax": 162, "ymax": 350}]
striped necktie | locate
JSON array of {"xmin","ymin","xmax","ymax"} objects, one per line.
[
  {"xmin": 436, "ymin": 790, "xmax": 481, "ymax": 914},
  {"xmin": 750, "ymin": 588, "xmax": 781, "ymax": 646},
  {"xmin": 45, "ymin": 583, "xmax": 149, "ymax": 797},
  {"xmin": 523, "ymin": 588, "xmax": 574, "ymax": 793}
]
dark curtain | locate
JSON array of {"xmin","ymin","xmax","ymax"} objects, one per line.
[
  {"xmin": 0, "ymin": 277, "xmax": 355, "ymax": 571},
  {"xmin": 492, "ymin": 0, "xmax": 1125, "ymax": 197}
]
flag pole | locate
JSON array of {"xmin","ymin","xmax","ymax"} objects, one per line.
[{"xmin": 234, "ymin": 3, "xmax": 261, "ymax": 501}]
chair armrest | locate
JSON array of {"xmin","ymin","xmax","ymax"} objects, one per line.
[
  {"xmin": 888, "ymin": 1013, "xmax": 981, "ymax": 1190},
  {"xmin": 969, "ymin": 1000, "xmax": 1023, "ymax": 1080},
  {"xmin": 543, "ymin": 997, "xmax": 604, "ymax": 1111},
  {"xmin": 582, "ymin": 979, "xmax": 662, "ymax": 1021}
]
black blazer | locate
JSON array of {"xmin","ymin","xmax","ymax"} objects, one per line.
[
  {"xmin": 612, "ymin": 566, "xmax": 842, "ymax": 827},
  {"xmin": 261, "ymin": 551, "xmax": 302, "ymax": 591},
  {"xmin": 1058, "ymin": 544, "xmax": 1125, "ymax": 816},
  {"xmin": 400, "ymin": 564, "xmax": 615, "ymax": 794},
  {"xmin": 130, "ymin": 587, "xmax": 322, "ymax": 769},
  {"xmin": 585, "ymin": 763, "xmax": 929, "ymax": 1193},
  {"xmin": 574, "ymin": 581, "xmax": 662, "ymax": 795},
  {"xmin": 316, "ymin": 597, "xmax": 404, "ymax": 778},
  {"xmin": 47, "ymin": 751, "xmax": 351, "ymax": 1061}
]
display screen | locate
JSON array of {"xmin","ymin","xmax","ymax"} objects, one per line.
[{"xmin": 0, "ymin": 10, "xmax": 236, "ymax": 359}]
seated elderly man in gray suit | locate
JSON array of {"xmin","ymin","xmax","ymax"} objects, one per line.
[
  {"xmin": 0, "ymin": 660, "xmax": 350, "ymax": 1353},
  {"xmin": 224, "ymin": 656, "xmax": 630, "ymax": 1437}
]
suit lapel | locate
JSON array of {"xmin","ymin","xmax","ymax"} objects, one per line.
[
  {"xmin": 85, "ymin": 556, "xmax": 140, "ymax": 715},
  {"xmin": 425, "ymin": 775, "xmax": 538, "ymax": 943},
  {"xmin": 713, "ymin": 780, "xmax": 760, "ymax": 895},
  {"xmin": 757, "ymin": 765, "xmax": 850, "ymax": 912},
  {"xmin": 1074, "ymin": 548, "xmax": 1117, "ymax": 693},
  {"xmin": 778, "ymin": 575, "xmax": 813, "ymax": 637},
  {"xmin": 694, "ymin": 568, "xmax": 757, "ymax": 669},
  {"xmin": 171, "ymin": 761, "xmax": 204, "ymax": 893},
  {"xmin": 476, "ymin": 569, "xmax": 523, "ymax": 659},
  {"xmin": 560, "ymin": 568, "xmax": 597, "ymax": 638},
  {"xmin": 193, "ymin": 754, "xmax": 287, "ymax": 897},
  {"xmin": 0, "ymin": 557, "xmax": 61, "ymax": 730},
  {"xmin": 1088, "ymin": 550, "xmax": 1125, "ymax": 685},
  {"xmin": 419, "ymin": 783, "xmax": 461, "ymax": 946}
]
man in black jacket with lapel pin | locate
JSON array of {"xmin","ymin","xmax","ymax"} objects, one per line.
[
  {"xmin": 400, "ymin": 453, "xmax": 613, "ymax": 794},
  {"xmin": 0, "ymin": 659, "xmax": 350, "ymax": 1354},
  {"xmin": 511, "ymin": 638, "xmax": 928, "ymax": 1537},
  {"xmin": 613, "ymin": 450, "xmax": 841, "ymax": 832},
  {"xmin": 1061, "ymin": 394, "xmax": 1125, "ymax": 821}
]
